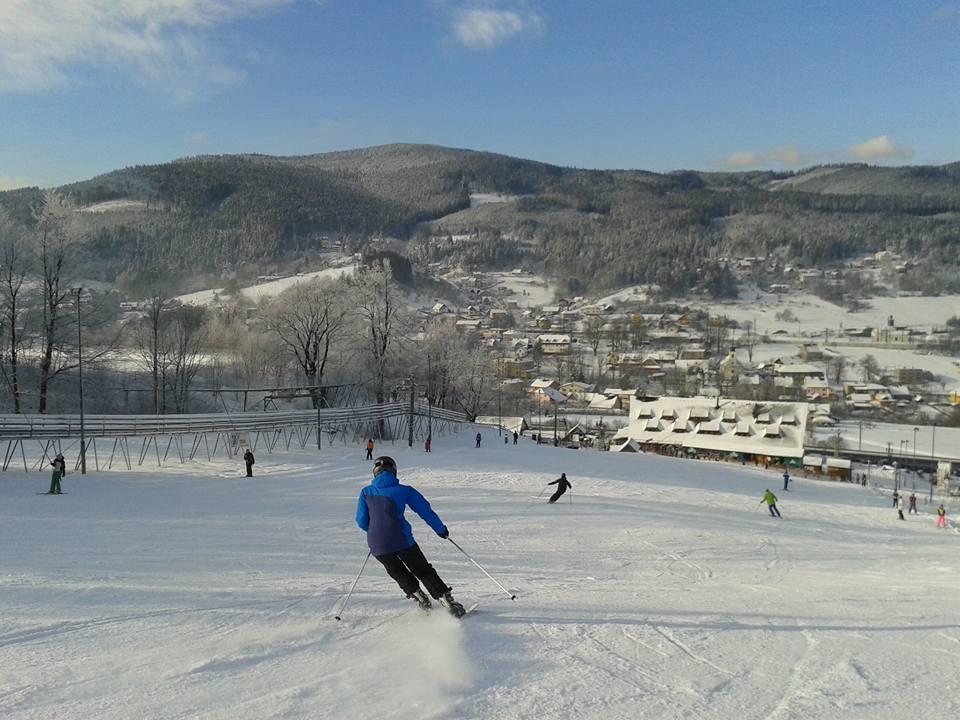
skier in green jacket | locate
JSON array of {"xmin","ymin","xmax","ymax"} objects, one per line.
[{"xmin": 760, "ymin": 489, "xmax": 781, "ymax": 517}]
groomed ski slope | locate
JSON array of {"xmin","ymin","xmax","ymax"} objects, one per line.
[{"xmin": 1, "ymin": 436, "xmax": 958, "ymax": 720}]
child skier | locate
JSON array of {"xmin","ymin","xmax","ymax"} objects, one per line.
[
  {"xmin": 937, "ymin": 504, "xmax": 947, "ymax": 528},
  {"xmin": 760, "ymin": 489, "xmax": 781, "ymax": 517},
  {"xmin": 355, "ymin": 456, "xmax": 465, "ymax": 617},
  {"xmin": 48, "ymin": 454, "xmax": 66, "ymax": 494},
  {"xmin": 547, "ymin": 473, "xmax": 572, "ymax": 504}
]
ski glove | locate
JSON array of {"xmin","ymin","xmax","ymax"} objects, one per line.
[{"xmin": 439, "ymin": 527, "xmax": 449, "ymax": 539}]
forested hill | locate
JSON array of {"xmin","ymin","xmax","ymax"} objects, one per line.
[{"xmin": 1, "ymin": 144, "xmax": 959, "ymax": 298}]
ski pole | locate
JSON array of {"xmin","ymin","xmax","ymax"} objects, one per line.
[
  {"xmin": 536, "ymin": 485, "xmax": 549, "ymax": 499},
  {"xmin": 568, "ymin": 488, "xmax": 572, "ymax": 504},
  {"xmin": 446, "ymin": 537, "xmax": 517, "ymax": 600},
  {"xmin": 334, "ymin": 551, "xmax": 371, "ymax": 621}
]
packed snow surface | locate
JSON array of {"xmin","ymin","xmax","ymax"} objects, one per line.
[{"xmin": 2, "ymin": 437, "xmax": 958, "ymax": 719}]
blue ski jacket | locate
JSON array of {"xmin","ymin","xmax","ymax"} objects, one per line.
[{"xmin": 356, "ymin": 470, "xmax": 447, "ymax": 556}]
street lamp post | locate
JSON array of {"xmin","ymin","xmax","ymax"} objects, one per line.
[
  {"xmin": 537, "ymin": 392, "xmax": 542, "ymax": 444},
  {"xmin": 74, "ymin": 288, "xmax": 87, "ymax": 474}
]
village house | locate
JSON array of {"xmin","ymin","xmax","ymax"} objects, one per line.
[
  {"xmin": 798, "ymin": 343, "xmax": 824, "ymax": 361},
  {"xmin": 455, "ymin": 318, "xmax": 483, "ymax": 332},
  {"xmin": 528, "ymin": 378, "xmax": 561, "ymax": 396},
  {"xmin": 624, "ymin": 396, "xmax": 809, "ymax": 462},
  {"xmin": 488, "ymin": 309, "xmax": 511, "ymax": 327},
  {"xmin": 889, "ymin": 367, "xmax": 927, "ymax": 385},
  {"xmin": 802, "ymin": 377, "xmax": 834, "ymax": 401},
  {"xmin": 773, "ymin": 362, "xmax": 825, "ymax": 385},
  {"xmin": 537, "ymin": 334, "xmax": 572, "ymax": 355},
  {"xmin": 559, "ymin": 381, "xmax": 596, "ymax": 400}
]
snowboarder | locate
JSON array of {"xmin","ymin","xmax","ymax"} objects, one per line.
[
  {"xmin": 513, "ymin": 431, "xmax": 518, "ymax": 445},
  {"xmin": 424, "ymin": 435, "xmax": 432, "ymax": 453},
  {"xmin": 908, "ymin": 493, "xmax": 918, "ymax": 514},
  {"xmin": 48, "ymin": 453, "xmax": 66, "ymax": 494},
  {"xmin": 782, "ymin": 470, "xmax": 790, "ymax": 491},
  {"xmin": 892, "ymin": 489, "xmax": 899, "ymax": 508},
  {"xmin": 355, "ymin": 456, "xmax": 465, "ymax": 617},
  {"xmin": 897, "ymin": 495, "xmax": 905, "ymax": 520},
  {"xmin": 475, "ymin": 432, "xmax": 482, "ymax": 448},
  {"xmin": 937, "ymin": 504, "xmax": 947, "ymax": 528},
  {"xmin": 243, "ymin": 448, "xmax": 255, "ymax": 477},
  {"xmin": 365, "ymin": 438, "xmax": 375, "ymax": 461},
  {"xmin": 760, "ymin": 489, "xmax": 781, "ymax": 518},
  {"xmin": 547, "ymin": 473, "xmax": 572, "ymax": 504}
]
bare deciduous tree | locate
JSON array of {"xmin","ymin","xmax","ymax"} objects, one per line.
[
  {"xmin": 166, "ymin": 306, "xmax": 208, "ymax": 413},
  {"xmin": 0, "ymin": 208, "xmax": 30, "ymax": 412},
  {"xmin": 135, "ymin": 296, "xmax": 175, "ymax": 413},
  {"xmin": 740, "ymin": 319, "xmax": 759, "ymax": 364},
  {"xmin": 352, "ymin": 267, "xmax": 405, "ymax": 407},
  {"xmin": 263, "ymin": 278, "xmax": 349, "ymax": 407},
  {"xmin": 35, "ymin": 191, "xmax": 83, "ymax": 413}
]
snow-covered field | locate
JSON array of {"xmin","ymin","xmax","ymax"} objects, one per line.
[
  {"xmin": 175, "ymin": 265, "xmax": 356, "ymax": 307},
  {"xmin": 485, "ymin": 272, "xmax": 559, "ymax": 308},
  {"xmin": 2, "ymin": 437, "xmax": 959, "ymax": 720},
  {"xmin": 812, "ymin": 419, "xmax": 960, "ymax": 462},
  {"xmin": 696, "ymin": 289, "xmax": 960, "ymax": 335},
  {"xmin": 748, "ymin": 341, "xmax": 960, "ymax": 387}
]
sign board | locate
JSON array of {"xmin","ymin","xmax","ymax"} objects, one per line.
[{"xmin": 230, "ymin": 432, "xmax": 249, "ymax": 448}]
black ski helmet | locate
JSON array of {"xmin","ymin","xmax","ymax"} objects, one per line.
[{"xmin": 372, "ymin": 456, "xmax": 397, "ymax": 475}]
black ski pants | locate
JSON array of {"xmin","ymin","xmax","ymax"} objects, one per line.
[
  {"xmin": 245, "ymin": 463, "xmax": 253, "ymax": 477},
  {"xmin": 768, "ymin": 503, "xmax": 781, "ymax": 518},
  {"xmin": 375, "ymin": 543, "xmax": 450, "ymax": 599},
  {"xmin": 548, "ymin": 486, "xmax": 567, "ymax": 503}
]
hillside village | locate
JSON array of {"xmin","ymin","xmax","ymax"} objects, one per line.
[{"xmin": 398, "ymin": 250, "xmax": 960, "ymax": 483}]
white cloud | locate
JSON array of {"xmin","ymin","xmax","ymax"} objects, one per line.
[
  {"xmin": 453, "ymin": 7, "xmax": 543, "ymax": 49},
  {"xmin": 184, "ymin": 131, "xmax": 209, "ymax": 146},
  {"xmin": 713, "ymin": 151, "xmax": 759, "ymax": 168},
  {"xmin": 765, "ymin": 144, "xmax": 801, "ymax": 165},
  {"xmin": 713, "ymin": 137, "xmax": 915, "ymax": 169},
  {"xmin": 0, "ymin": 0, "xmax": 290, "ymax": 98},
  {"xmin": 0, "ymin": 174, "xmax": 32, "ymax": 191},
  {"xmin": 849, "ymin": 135, "xmax": 913, "ymax": 162}
]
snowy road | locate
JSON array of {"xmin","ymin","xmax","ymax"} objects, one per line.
[{"xmin": 1, "ymin": 440, "xmax": 958, "ymax": 719}]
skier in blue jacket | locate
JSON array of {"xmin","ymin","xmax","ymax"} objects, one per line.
[{"xmin": 356, "ymin": 456, "xmax": 465, "ymax": 617}]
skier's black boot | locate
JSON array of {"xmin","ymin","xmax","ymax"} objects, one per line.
[
  {"xmin": 409, "ymin": 589, "xmax": 432, "ymax": 611},
  {"xmin": 439, "ymin": 591, "xmax": 466, "ymax": 618}
]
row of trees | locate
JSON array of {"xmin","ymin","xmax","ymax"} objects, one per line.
[{"xmin": 0, "ymin": 194, "xmax": 501, "ymax": 419}]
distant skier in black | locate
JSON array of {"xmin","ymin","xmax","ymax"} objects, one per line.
[
  {"xmin": 243, "ymin": 448, "xmax": 255, "ymax": 477},
  {"xmin": 48, "ymin": 453, "xmax": 66, "ymax": 494},
  {"xmin": 547, "ymin": 473, "xmax": 571, "ymax": 504},
  {"xmin": 782, "ymin": 470, "xmax": 790, "ymax": 491},
  {"xmin": 513, "ymin": 431, "xmax": 518, "ymax": 445},
  {"xmin": 475, "ymin": 432, "xmax": 482, "ymax": 448},
  {"xmin": 892, "ymin": 489, "xmax": 899, "ymax": 509}
]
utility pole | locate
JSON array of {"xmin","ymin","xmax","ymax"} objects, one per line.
[
  {"xmin": 75, "ymin": 288, "xmax": 87, "ymax": 475},
  {"xmin": 553, "ymin": 398, "xmax": 558, "ymax": 446},
  {"xmin": 408, "ymin": 378, "xmax": 415, "ymax": 449}
]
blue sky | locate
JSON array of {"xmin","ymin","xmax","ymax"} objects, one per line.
[{"xmin": 1, "ymin": 0, "xmax": 958, "ymax": 189}]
